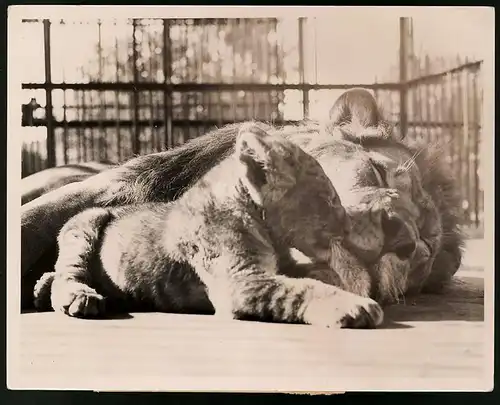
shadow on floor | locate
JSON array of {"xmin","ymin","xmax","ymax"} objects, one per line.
[
  {"xmin": 379, "ymin": 320, "xmax": 414, "ymax": 329},
  {"xmin": 22, "ymin": 308, "xmax": 135, "ymax": 320},
  {"xmin": 384, "ymin": 276, "xmax": 484, "ymax": 323}
]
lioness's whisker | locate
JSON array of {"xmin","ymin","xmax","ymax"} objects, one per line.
[{"xmin": 401, "ymin": 147, "xmax": 425, "ymax": 172}]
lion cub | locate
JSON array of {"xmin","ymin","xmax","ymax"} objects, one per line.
[{"xmin": 35, "ymin": 123, "xmax": 383, "ymax": 328}]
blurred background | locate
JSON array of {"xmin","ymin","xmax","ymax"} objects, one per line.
[{"xmin": 17, "ymin": 14, "xmax": 484, "ymax": 235}]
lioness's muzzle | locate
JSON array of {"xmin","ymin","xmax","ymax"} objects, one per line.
[{"xmin": 381, "ymin": 211, "xmax": 417, "ymax": 260}]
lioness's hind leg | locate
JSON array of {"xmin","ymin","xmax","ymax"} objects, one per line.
[{"xmin": 51, "ymin": 207, "xmax": 112, "ymax": 318}]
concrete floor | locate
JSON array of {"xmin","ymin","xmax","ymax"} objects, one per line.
[{"xmin": 8, "ymin": 239, "xmax": 490, "ymax": 392}]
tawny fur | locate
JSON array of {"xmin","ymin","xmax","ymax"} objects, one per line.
[
  {"xmin": 22, "ymin": 161, "xmax": 117, "ymax": 205},
  {"xmin": 35, "ymin": 124, "xmax": 383, "ymax": 329},
  {"xmin": 22, "ymin": 89, "xmax": 464, "ymax": 310}
]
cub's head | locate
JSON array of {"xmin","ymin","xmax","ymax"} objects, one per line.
[{"xmin": 235, "ymin": 122, "xmax": 351, "ymax": 260}]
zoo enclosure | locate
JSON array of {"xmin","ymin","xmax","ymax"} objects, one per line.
[{"xmin": 20, "ymin": 17, "xmax": 483, "ymax": 229}]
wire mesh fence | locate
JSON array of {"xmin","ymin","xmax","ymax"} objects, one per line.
[{"xmin": 18, "ymin": 16, "xmax": 484, "ymax": 230}]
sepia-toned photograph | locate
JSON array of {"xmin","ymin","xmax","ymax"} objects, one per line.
[{"xmin": 7, "ymin": 6, "xmax": 494, "ymax": 393}]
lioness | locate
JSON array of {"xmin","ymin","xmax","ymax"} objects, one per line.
[
  {"xmin": 20, "ymin": 89, "xmax": 464, "ymax": 310},
  {"xmin": 22, "ymin": 161, "xmax": 116, "ymax": 205},
  {"xmin": 34, "ymin": 123, "xmax": 385, "ymax": 328}
]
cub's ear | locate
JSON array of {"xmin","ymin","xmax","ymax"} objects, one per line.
[{"xmin": 235, "ymin": 123, "xmax": 273, "ymax": 190}]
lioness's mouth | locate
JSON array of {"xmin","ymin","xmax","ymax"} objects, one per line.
[
  {"xmin": 383, "ymin": 239, "xmax": 416, "ymax": 261},
  {"xmin": 341, "ymin": 239, "xmax": 382, "ymax": 266}
]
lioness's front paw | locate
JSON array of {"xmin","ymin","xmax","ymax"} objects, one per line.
[
  {"xmin": 305, "ymin": 291, "xmax": 384, "ymax": 329},
  {"xmin": 52, "ymin": 281, "xmax": 105, "ymax": 318}
]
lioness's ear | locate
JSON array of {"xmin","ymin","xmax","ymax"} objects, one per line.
[
  {"xmin": 235, "ymin": 124, "xmax": 273, "ymax": 190},
  {"xmin": 327, "ymin": 88, "xmax": 404, "ymax": 142}
]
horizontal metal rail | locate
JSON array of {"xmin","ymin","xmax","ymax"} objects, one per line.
[
  {"xmin": 22, "ymin": 118, "xmax": 482, "ymax": 130},
  {"xmin": 405, "ymin": 61, "xmax": 482, "ymax": 87},
  {"xmin": 22, "ymin": 61, "xmax": 481, "ymax": 93},
  {"xmin": 22, "ymin": 118, "xmax": 304, "ymax": 129},
  {"xmin": 406, "ymin": 120, "xmax": 482, "ymax": 129},
  {"xmin": 21, "ymin": 18, "xmax": 279, "ymax": 26},
  {"xmin": 21, "ymin": 82, "xmax": 402, "ymax": 92}
]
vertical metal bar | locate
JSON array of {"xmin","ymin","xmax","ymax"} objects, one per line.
[
  {"xmin": 253, "ymin": 19, "xmax": 262, "ymax": 121},
  {"xmin": 216, "ymin": 19, "xmax": 223, "ymax": 125},
  {"xmin": 416, "ymin": 63, "xmax": 425, "ymax": 139},
  {"xmin": 242, "ymin": 19, "xmax": 252, "ymax": 120},
  {"xmin": 423, "ymin": 56, "xmax": 432, "ymax": 141},
  {"xmin": 89, "ymin": 87, "xmax": 97, "ymax": 161},
  {"xmin": 114, "ymin": 24, "xmax": 121, "ymax": 161},
  {"xmin": 24, "ymin": 145, "xmax": 29, "ymax": 176},
  {"xmin": 438, "ymin": 64, "xmax": 450, "ymax": 156},
  {"xmin": 43, "ymin": 19, "xmax": 56, "ymax": 167},
  {"xmin": 240, "ymin": 18, "xmax": 251, "ymax": 122},
  {"xmin": 298, "ymin": 17, "xmax": 309, "ymax": 119},
  {"xmin": 182, "ymin": 21, "xmax": 189, "ymax": 143},
  {"xmin": 28, "ymin": 142, "xmax": 34, "ymax": 173},
  {"xmin": 454, "ymin": 60, "xmax": 465, "ymax": 223},
  {"xmin": 76, "ymin": 89, "xmax": 82, "ymax": 162},
  {"xmin": 471, "ymin": 70, "xmax": 480, "ymax": 228},
  {"xmin": 62, "ymin": 90, "xmax": 68, "ymax": 164},
  {"xmin": 411, "ymin": 55, "xmax": 420, "ymax": 139},
  {"xmin": 21, "ymin": 148, "xmax": 26, "ymax": 178},
  {"xmin": 461, "ymin": 65, "xmax": 471, "ymax": 224},
  {"xmin": 132, "ymin": 19, "xmax": 140, "ymax": 155},
  {"xmin": 195, "ymin": 21, "xmax": 204, "ymax": 138},
  {"xmin": 147, "ymin": 23, "xmax": 155, "ymax": 153},
  {"xmin": 274, "ymin": 18, "xmax": 282, "ymax": 122},
  {"xmin": 448, "ymin": 69, "xmax": 457, "ymax": 179},
  {"xmin": 203, "ymin": 21, "xmax": 211, "ymax": 131},
  {"xmin": 36, "ymin": 142, "xmax": 43, "ymax": 172},
  {"xmin": 398, "ymin": 17, "xmax": 409, "ymax": 139},
  {"xmin": 60, "ymin": 22, "xmax": 69, "ymax": 165},
  {"xmin": 163, "ymin": 18, "xmax": 173, "ymax": 149},
  {"xmin": 264, "ymin": 19, "xmax": 272, "ymax": 122},
  {"xmin": 29, "ymin": 143, "xmax": 35, "ymax": 173},
  {"xmin": 81, "ymin": 88, "xmax": 88, "ymax": 162},
  {"xmin": 98, "ymin": 20, "xmax": 107, "ymax": 161},
  {"xmin": 250, "ymin": 20, "xmax": 256, "ymax": 120},
  {"xmin": 231, "ymin": 19, "xmax": 237, "ymax": 122}
]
